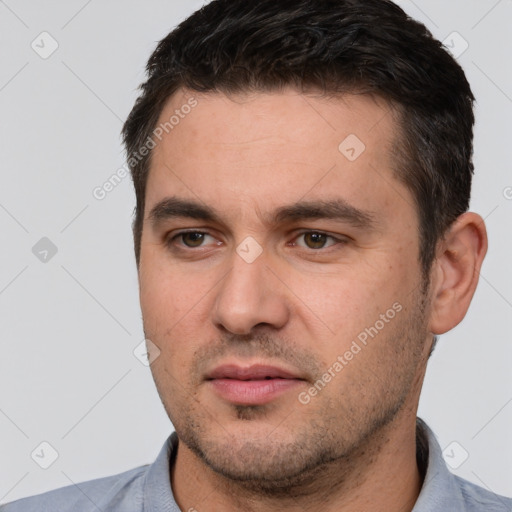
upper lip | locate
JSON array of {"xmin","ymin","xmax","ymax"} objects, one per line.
[{"xmin": 206, "ymin": 364, "xmax": 303, "ymax": 381}]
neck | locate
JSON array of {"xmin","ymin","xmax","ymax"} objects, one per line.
[{"xmin": 170, "ymin": 407, "xmax": 423, "ymax": 512}]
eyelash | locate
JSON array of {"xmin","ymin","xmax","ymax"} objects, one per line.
[{"xmin": 166, "ymin": 230, "xmax": 347, "ymax": 252}]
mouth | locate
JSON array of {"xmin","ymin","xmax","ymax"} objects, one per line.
[{"xmin": 205, "ymin": 363, "xmax": 305, "ymax": 406}]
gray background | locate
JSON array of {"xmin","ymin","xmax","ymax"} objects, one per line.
[{"xmin": 0, "ymin": 0, "xmax": 511, "ymax": 504}]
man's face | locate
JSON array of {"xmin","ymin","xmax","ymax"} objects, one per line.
[{"xmin": 138, "ymin": 88, "xmax": 432, "ymax": 488}]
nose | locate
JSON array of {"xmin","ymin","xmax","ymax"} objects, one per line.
[{"xmin": 212, "ymin": 245, "xmax": 290, "ymax": 335}]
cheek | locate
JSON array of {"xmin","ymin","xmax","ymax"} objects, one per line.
[
  {"xmin": 289, "ymin": 263, "xmax": 408, "ymax": 336},
  {"xmin": 139, "ymin": 270, "xmax": 215, "ymax": 363},
  {"xmin": 140, "ymin": 264, "xmax": 198, "ymax": 319}
]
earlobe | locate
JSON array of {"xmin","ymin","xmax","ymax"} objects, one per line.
[{"xmin": 429, "ymin": 212, "xmax": 488, "ymax": 335}]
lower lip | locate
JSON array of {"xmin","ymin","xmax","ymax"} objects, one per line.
[{"xmin": 208, "ymin": 378, "xmax": 302, "ymax": 405}]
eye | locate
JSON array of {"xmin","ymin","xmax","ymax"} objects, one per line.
[
  {"xmin": 166, "ymin": 230, "xmax": 346, "ymax": 253},
  {"xmin": 167, "ymin": 231, "xmax": 219, "ymax": 249},
  {"xmin": 292, "ymin": 231, "xmax": 345, "ymax": 250}
]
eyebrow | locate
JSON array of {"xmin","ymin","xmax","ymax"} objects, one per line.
[{"xmin": 148, "ymin": 196, "xmax": 378, "ymax": 230}]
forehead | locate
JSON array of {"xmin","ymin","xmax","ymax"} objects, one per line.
[
  {"xmin": 144, "ymin": 88, "xmax": 412, "ymax": 228},
  {"xmin": 155, "ymin": 87, "xmax": 396, "ymax": 150}
]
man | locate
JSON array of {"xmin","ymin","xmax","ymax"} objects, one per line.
[{"xmin": 2, "ymin": 0, "xmax": 510, "ymax": 510}]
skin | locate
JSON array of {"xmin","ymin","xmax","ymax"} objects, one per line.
[{"xmin": 137, "ymin": 87, "xmax": 487, "ymax": 512}]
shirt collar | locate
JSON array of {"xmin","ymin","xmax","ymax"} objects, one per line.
[
  {"xmin": 413, "ymin": 417, "xmax": 466, "ymax": 511},
  {"xmin": 142, "ymin": 431, "xmax": 180, "ymax": 512}
]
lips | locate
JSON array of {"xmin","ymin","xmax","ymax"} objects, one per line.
[
  {"xmin": 205, "ymin": 363, "xmax": 305, "ymax": 405},
  {"xmin": 206, "ymin": 364, "xmax": 301, "ymax": 381}
]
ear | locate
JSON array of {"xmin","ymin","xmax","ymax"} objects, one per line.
[{"xmin": 429, "ymin": 212, "xmax": 488, "ymax": 335}]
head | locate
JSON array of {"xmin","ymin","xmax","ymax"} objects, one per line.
[
  {"xmin": 124, "ymin": 0, "xmax": 475, "ymax": 282},
  {"xmin": 122, "ymin": 0, "xmax": 487, "ymax": 494}
]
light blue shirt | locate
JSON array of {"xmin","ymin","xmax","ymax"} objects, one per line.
[{"xmin": 1, "ymin": 418, "xmax": 510, "ymax": 511}]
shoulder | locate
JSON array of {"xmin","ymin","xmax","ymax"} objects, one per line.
[
  {"xmin": 0, "ymin": 433, "xmax": 178, "ymax": 512},
  {"xmin": 455, "ymin": 475, "xmax": 512, "ymax": 512},
  {"xmin": 415, "ymin": 418, "xmax": 512, "ymax": 511},
  {"xmin": 0, "ymin": 464, "xmax": 149, "ymax": 512}
]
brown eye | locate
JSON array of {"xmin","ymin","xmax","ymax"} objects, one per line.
[
  {"xmin": 180, "ymin": 232, "xmax": 206, "ymax": 247},
  {"xmin": 293, "ymin": 231, "xmax": 342, "ymax": 250},
  {"xmin": 166, "ymin": 231, "xmax": 211, "ymax": 249},
  {"xmin": 303, "ymin": 232, "xmax": 329, "ymax": 249}
]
